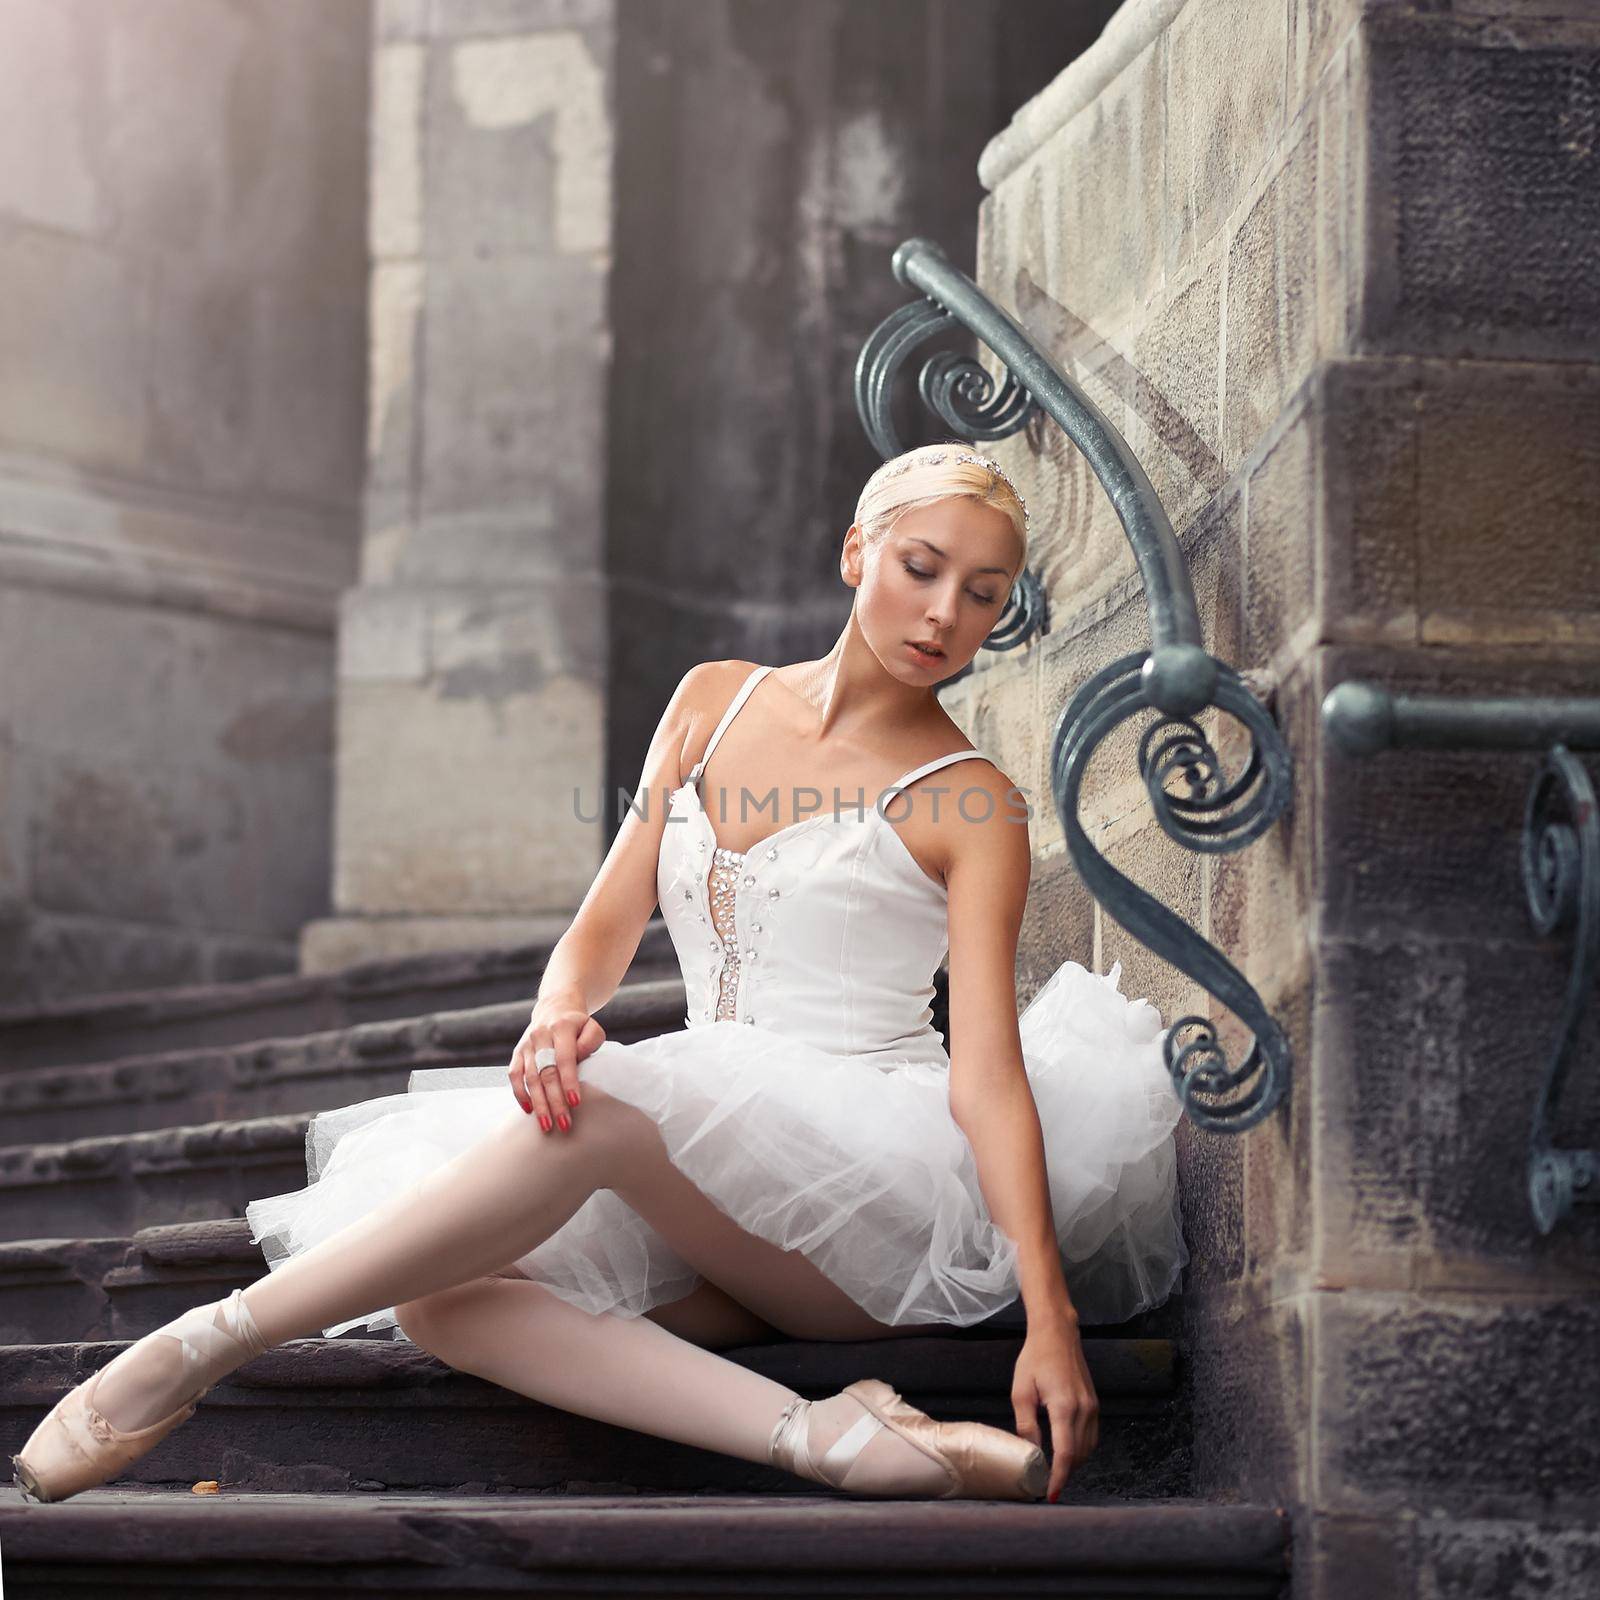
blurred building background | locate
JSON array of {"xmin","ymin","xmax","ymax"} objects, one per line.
[{"xmin": 0, "ymin": 0, "xmax": 1112, "ymax": 1001}]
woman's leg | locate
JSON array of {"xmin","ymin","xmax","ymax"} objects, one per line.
[
  {"xmin": 90, "ymin": 1084, "xmax": 953, "ymax": 1493},
  {"xmin": 390, "ymin": 1090, "xmax": 955, "ymax": 1492}
]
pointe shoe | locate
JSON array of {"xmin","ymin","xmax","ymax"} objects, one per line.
[
  {"xmin": 10, "ymin": 1286, "xmax": 269, "ymax": 1504},
  {"xmin": 768, "ymin": 1377, "xmax": 1049, "ymax": 1502}
]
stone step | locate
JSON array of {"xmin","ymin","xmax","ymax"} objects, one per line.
[
  {"xmin": 0, "ymin": 1331, "xmax": 1191, "ymax": 1503},
  {"xmin": 0, "ymin": 1491, "xmax": 1290, "ymax": 1598},
  {"xmin": 0, "ymin": 1216, "xmax": 1063, "ymax": 1349},
  {"xmin": 0, "ymin": 1105, "xmax": 312, "ymax": 1243},
  {"xmin": 0, "ymin": 920, "xmax": 679, "ymax": 1072},
  {"xmin": 0, "ymin": 977, "xmax": 689, "ymax": 1147}
]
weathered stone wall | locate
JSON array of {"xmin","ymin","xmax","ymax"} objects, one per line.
[
  {"xmin": 967, "ymin": 0, "xmax": 1600, "ymax": 1591},
  {"xmin": 0, "ymin": 0, "xmax": 369, "ymax": 1002},
  {"xmin": 301, "ymin": 0, "xmax": 617, "ymax": 971}
]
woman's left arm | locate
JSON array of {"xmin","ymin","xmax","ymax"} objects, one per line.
[{"xmin": 942, "ymin": 766, "xmax": 1099, "ymax": 1502}]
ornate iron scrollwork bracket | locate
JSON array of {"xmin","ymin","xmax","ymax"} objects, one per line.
[
  {"xmin": 1323, "ymin": 681, "xmax": 1600, "ymax": 1233},
  {"xmin": 856, "ymin": 238, "xmax": 1295, "ymax": 1132}
]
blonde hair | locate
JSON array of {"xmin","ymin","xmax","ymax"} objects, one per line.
[{"xmin": 854, "ymin": 442, "xmax": 1029, "ymax": 579}]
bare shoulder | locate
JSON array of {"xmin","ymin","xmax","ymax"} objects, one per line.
[
  {"xmin": 670, "ymin": 659, "xmax": 765, "ymax": 780},
  {"xmin": 938, "ymin": 755, "xmax": 1032, "ymax": 884}
]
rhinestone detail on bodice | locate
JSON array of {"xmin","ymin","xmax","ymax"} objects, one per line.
[{"xmin": 703, "ymin": 840, "xmax": 777, "ymax": 1023}]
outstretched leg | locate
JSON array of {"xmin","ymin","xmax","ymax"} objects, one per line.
[
  {"xmin": 392, "ymin": 1089, "xmax": 955, "ymax": 1493},
  {"xmin": 86, "ymin": 1084, "xmax": 957, "ymax": 1495}
]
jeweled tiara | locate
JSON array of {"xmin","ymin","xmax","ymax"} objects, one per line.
[{"xmin": 871, "ymin": 448, "xmax": 1030, "ymax": 530}]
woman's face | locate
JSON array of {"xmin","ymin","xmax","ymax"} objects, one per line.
[{"xmin": 847, "ymin": 496, "xmax": 1022, "ymax": 683}]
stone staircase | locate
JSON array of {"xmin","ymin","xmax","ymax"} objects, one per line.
[{"xmin": 0, "ymin": 931, "xmax": 1291, "ymax": 1595}]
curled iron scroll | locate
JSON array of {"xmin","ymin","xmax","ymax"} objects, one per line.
[
  {"xmin": 1052, "ymin": 651, "xmax": 1294, "ymax": 1131},
  {"xmin": 1521, "ymin": 745, "xmax": 1600, "ymax": 1233}
]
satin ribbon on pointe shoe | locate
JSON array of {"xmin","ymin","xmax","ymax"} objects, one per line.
[{"xmin": 11, "ymin": 1288, "xmax": 270, "ymax": 1503}]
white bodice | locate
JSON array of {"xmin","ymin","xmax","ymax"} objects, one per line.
[{"xmin": 656, "ymin": 664, "xmax": 993, "ymax": 1067}]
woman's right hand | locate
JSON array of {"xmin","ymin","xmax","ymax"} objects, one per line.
[{"xmin": 508, "ymin": 998, "xmax": 607, "ymax": 1132}]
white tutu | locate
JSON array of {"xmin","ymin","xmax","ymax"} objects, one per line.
[{"xmin": 244, "ymin": 957, "xmax": 1188, "ymax": 1340}]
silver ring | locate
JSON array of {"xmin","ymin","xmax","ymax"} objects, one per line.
[{"xmin": 534, "ymin": 1046, "xmax": 557, "ymax": 1070}]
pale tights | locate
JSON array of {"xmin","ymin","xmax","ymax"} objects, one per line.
[{"xmin": 89, "ymin": 1090, "xmax": 951, "ymax": 1496}]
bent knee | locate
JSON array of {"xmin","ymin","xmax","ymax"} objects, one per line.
[{"xmin": 508, "ymin": 1079, "xmax": 659, "ymax": 1162}]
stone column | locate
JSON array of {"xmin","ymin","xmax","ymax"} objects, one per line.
[
  {"xmin": 301, "ymin": 0, "xmax": 616, "ymax": 971},
  {"xmin": 0, "ymin": 0, "xmax": 368, "ymax": 1002},
  {"xmin": 965, "ymin": 0, "xmax": 1600, "ymax": 1592}
]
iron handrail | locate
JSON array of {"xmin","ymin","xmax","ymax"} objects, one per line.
[
  {"xmin": 855, "ymin": 237, "xmax": 1295, "ymax": 1132},
  {"xmin": 1324, "ymin": 680, "xmax": 1600, "ymax": 1233}
]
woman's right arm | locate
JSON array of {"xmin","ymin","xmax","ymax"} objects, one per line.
[{"xmin": 507, "ymin": 660, "xmax": 733, "ymax": 1127}]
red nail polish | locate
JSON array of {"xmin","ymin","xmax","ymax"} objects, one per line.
[
  {"xmin": 1048, "ymin": 1489, "xmax": 1060, "ymax": 1504},
  {"xmin": 558, "ymin": 1114, "xmax": 571, "ymax": 1132},
  {"xmin": 567, "ymin": 1089, "xmax": 580, "ymax": 1107},
  {"xmin": 539, "ymin": 1114, "xmax": 552, "ymax": 1132}
]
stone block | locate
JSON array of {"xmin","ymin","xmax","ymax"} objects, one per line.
[
  {"xmin": 417, "ymin": 253, "xmax": 608, "ymax": 538},
  {"xmin": 1165, "ymin": 0, "xmax": 1288, "ymax": 271},
  {"xmin": 1312, "ymin": 22, "xmax": 1360, "ymax": 359},
  {"xmin": 1316, "ymin": 360, "xmax": 1419, "ymax": 645},
  {"xmin": 253, "ymin": 282, "xmax": 366, "ymax": 505},
  {"xmin": 429, "ymin": 579, "xmax": 606, "ymax": 695},
  {"xmin": 1207, "ymin": 647, "xmax": 1315, "ymax": 1007},
  {"xmin": 1317, "ymin": 642, "xmax": 1600, "ymax": 947},
  {"xmin": 1315, "ymin": 1289, "xmax": 1600, "ymax": 1515},
  {"xmin": 961, "ymin": 648, "xmax": 1041, "ymax": 829},
  {"xmin": 1242, "ymin": 969, "xmax": 1313, "ymax": 1273},
  {"xmin": 1188, "ymin": 487, "xmax": 1244, "ymax": 699},
  {"xmin": 366, "ymin": 261, "xmax": 425, "ymax": 493},
  {"xmin": 989, "ymin": 26, "xmax": 1165, "ymax": 337},
  {"xmin": 1243, "ymin": 393, "xmax": 1317, "ymax": 673},
  {"xmin": 427, "ymin": 0, "xmax": 616, "ymax": 37},
  {"xmin": 370, "ymin": 41, "xmax": 425, "ymax": 259},
  {"xmin": 1223, "ymin": 119, "xmax": 1317, "ymax": 468},
  {"xmin": 1129, "ymin": 239, "xmax": 1227, "ymax": 536},
  {"xmin": 1187, "ymin": 1282, "xmax": 1310, "ymax": 1503},
  {"xmin": 1301, "ymin": 1511, "xmax": 1417, "ymax": 1600},
  {"xmin": 0, "ymin": 230, "xmax": 148, "ymax": 471},
  {"xmin": 1416, "ymin": 1513, "xmax": 1600, "ymax": 1600},
  {"xmin": 1314, "ymin": 931, "xmax": 1600, "ymax": 1293},
  {"xmin": 433, "ymin": 30, "xmax": 611, "ymax": 259},
  {"xmin": 6, "ymin": 587, "xmax": 334, "ymax": 940},
  {"xmin": 1032, "ymin": 576, "xmax": 1161, "ymax": 857},
  {"xmin": 1173, "ymin": 1108, "xmax": 1244, "ymax": 1294},
  {"xmin": 300, "ymin": 912, "xmax": 574, "ymax": 975},
  {"xmin": 1414, "ymin": 361, "xmax": 1600, "ymax": 646},
  {"xmin": 1363, "ymin": 10, "xmax": 1600, "ymax": 364},
  {"xmin": 1290, "ymin": 0, "xmax": 1365, "ymax": 105},
  {"xmin": 332, "ymin": 677, "xmax": 602, "ymax": 916},
  {"xmin": 338, "ymin": 588, "xmax": 431, "ymax": 683},
  {"xmin": 1014, "ymin": 849, "xmax": 1097, "ymax": 1006}
]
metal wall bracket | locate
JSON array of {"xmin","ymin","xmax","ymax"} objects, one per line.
[
  {"xmin": 855, "ymin": 238, "xmax": 1295, "ymax": 1132},
  {"xmin": 1323, "ymin": 681, "xmax": 1600, "ymax": 1233}
]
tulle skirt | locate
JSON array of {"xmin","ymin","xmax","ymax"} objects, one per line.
[{"xmin": 244, "ymin": 959, "xmax": 1189, "ymax": 1340}]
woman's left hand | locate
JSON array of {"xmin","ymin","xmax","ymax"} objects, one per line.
[{"xmin": 1010, "ymin": 1315, "xmax": 1099, "ymax": 1502}]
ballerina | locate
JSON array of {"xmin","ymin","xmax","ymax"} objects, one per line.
[{"xmin": 13, "ymin": 443, "xmax": 1187, "ymax": 1506}]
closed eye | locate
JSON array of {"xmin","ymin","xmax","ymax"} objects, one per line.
[{"xmin": 902, "ymin": 560, "xmax": 998, "ymax": 606}]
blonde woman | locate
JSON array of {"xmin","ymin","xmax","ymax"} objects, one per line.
[{"xmin": 14, "ymin": 445, "xmax": 1187, "ymax": 1506}]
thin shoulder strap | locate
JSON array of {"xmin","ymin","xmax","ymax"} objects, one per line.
[
  {"xmin": 688, "ymin": 664, "xmax": 773, "ymax": 783},
  {"xmin": 883, "ymin": 747, "xmax": 990, "ymax": 798}
]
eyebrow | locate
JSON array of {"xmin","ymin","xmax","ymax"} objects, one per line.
[{"xmin": 904, "ymin": 536, "xmax": 1012, "ymax": 578}]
